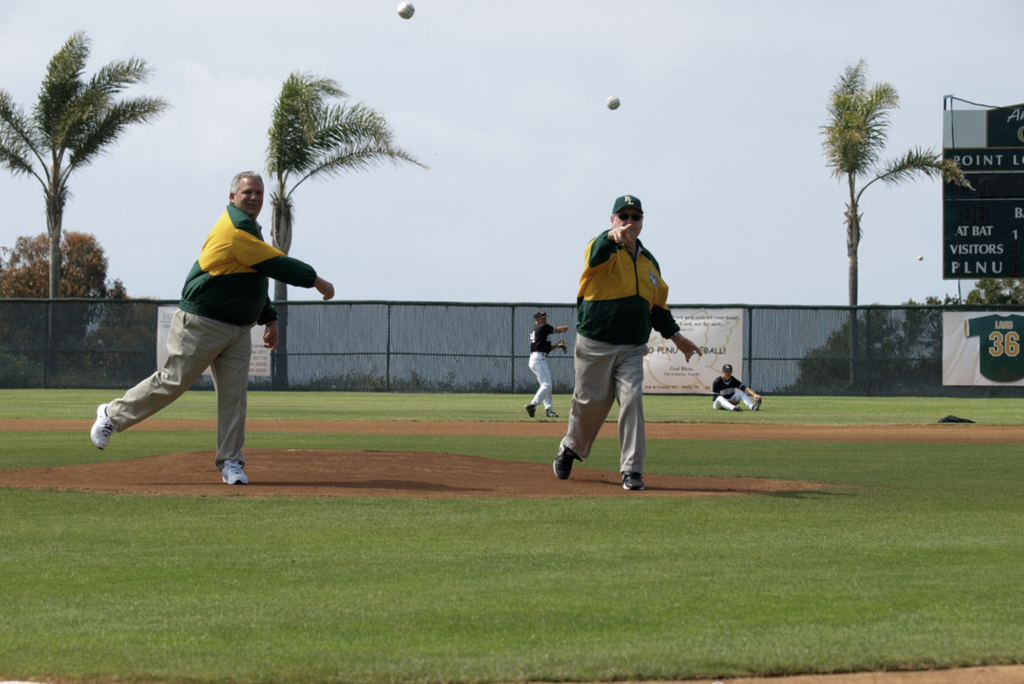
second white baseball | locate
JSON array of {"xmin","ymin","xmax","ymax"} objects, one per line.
[
  {"xmin": 606, "ymin": 95, "xmax": 620, "ymax": 110},
  {"xmin": 397, "ymin": 2, "xmax": 415, "ymax": 19}
]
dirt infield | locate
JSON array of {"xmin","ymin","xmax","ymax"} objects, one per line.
[
  {"xmin": 0, "ymin": 419, "xmax": 1014, "ymax": 499},
  {"xmin": 0, "ymin": 448, "xmax": 830, "ymax": 498}
]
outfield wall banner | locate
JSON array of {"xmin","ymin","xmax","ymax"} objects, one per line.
[
  {"xmin": 943, "ymin": 311, "xmax": 1024, "ymax": 386},
  {"xmin": 644, "ymin": 308, "xmax": 743, "ymax": 394},
  {"xmin": 157, "ymin": 306, "xmax": 271, "ymax": 377}
]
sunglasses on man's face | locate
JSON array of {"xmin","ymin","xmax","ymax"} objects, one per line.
[{"xmin": 617, "ymin": 212, "xmax": 643, "ymax": 222}]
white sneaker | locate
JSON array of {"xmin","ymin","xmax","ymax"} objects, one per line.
[
  {"xmin": 90, "ymin": 404, "xmax": 115, "ymax": 449},
  {"xmin": 221, "ymin": 460, "xmax": 248, "ymax": 485}
]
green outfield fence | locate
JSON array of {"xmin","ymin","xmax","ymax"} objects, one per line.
[{"xmin": 2, "ymin": 299, "xmax": 1022, "ymax": 397}]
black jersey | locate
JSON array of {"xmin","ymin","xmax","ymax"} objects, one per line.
[
  {"xmin": 530, "ymin": 323, "xmax": 555, "ymax": 354},
  {"xmin": 712, "ymin": 375, "xmax": 747, "ymax": 399}
]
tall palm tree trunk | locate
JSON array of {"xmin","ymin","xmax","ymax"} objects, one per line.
[
  {"xmin": 271, "ymin": 194, "xmax": 293, "ymax": 390},
  {"xmin": 273, "ymin": 278, "xmax": 289, "ymax": 390},
  {"xmin": 846, "ymin": 182, "xmax": 860, "ymax": 387},
  {"xmin": 44, "ymin": 182, "xmax": 66, "ymax": 385},
  {"xmin": 46, "ymin": 182, "xmax": 66, "ymax": 299}
]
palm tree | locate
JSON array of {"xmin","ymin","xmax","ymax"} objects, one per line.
[
  {"xmin": 822, "ymin": 59, "xmax": 967, "ymax": 307},
  {"xmin": 821, "ymin": 59, "xmax": 968, "ymax": 385},
  {"xmin": 265, "ymin": 71, "xmax": 426, "ymax": 386},
  {"xmin": 0, "ymin": 31, "xmax": 169, "ymax": 298}
]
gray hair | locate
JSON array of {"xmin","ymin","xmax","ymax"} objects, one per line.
[{"xmin": 230, "ymin": 171, "xmax": 263, "ymax": 194}]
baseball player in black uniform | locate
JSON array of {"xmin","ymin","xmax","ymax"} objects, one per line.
[
  {"xmin": 525, "ymin": 310, "xmax": 569, "ymax": 418},
  {"xmin": 712, "ymin": 364, "xmax": 762, "ymax": 411}
]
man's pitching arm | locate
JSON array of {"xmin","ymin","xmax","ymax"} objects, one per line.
[{"xmin": 670, "ymin": 332, "xmax": 701, "ymax": 362}]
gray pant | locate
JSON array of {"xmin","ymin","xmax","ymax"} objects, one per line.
[
  {"xmin": 560, "ymin": 334, "xmax": 647, "ymax": 474},
  {"xmin": 107, "ymin": 309, "xmax": 252, "ymax": 470}
]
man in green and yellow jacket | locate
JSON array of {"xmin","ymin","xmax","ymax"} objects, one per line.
[
  {"xmin": 90, "ymin": 171, "xmax": 334, "ymax": 485},
  {"xmin": 554, "ymin": 195, "xmax": 700, "ymax": 491}
]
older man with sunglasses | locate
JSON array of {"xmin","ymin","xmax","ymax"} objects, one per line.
[{"xmin": 553, "ymin": 195, "xmax": 700, "ymax": 491}]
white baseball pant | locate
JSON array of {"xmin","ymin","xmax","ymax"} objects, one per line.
[
  {"xmin": 528, "ymin": 351, "xmax": 554, "ymax": 410},
  {"xmin": 713, "ymin": 390, "xmax": 757, "ymax": 411}
]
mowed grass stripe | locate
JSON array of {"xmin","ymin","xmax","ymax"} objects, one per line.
[{"xmin": 1, "ymin": 487, "xmax": 1022, "ymax": 682}]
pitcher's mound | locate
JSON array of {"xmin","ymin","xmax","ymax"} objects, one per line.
[{"xmin": 0, "ymin": 449, "xmax": 827, "ymax": 498}]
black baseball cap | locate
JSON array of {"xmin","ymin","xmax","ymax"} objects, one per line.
[
  {"xmin": 534, "ymin": 310, "xmax": 547, "ymax": 319},
  {"xmin": 722, "ymin": 364, "xmax": 733, "ymax": 372}
]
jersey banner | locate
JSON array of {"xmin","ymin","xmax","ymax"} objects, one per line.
[
  {"xmin": 157, "ymin": 306, "xmax": 271, "ymax": 377},
  {"xmin": 943, "ymin": 311, "xmax": 1024, "ymax": 385},
  {"xmin": 644, "ymin": 308, "xmax": 744, "ymax": 394}
]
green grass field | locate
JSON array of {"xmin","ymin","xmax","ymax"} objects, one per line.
[{"xmin": 1, "ymin": 390, "xmax": 1022, "ymax": 683}]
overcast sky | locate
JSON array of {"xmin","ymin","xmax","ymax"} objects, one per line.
[{"xmin": 1, "ymin": 0, "xmax": 1022, "ymax": 306}]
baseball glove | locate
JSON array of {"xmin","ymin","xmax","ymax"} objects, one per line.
[{"xmin": 553, "ymin": 340, "xmax": 568, "ymax": 353}]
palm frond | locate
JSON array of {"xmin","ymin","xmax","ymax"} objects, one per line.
[
  {"xmin": 266, "ymin": 72, "xmax": 347, "ymax": 176},
  {"xmin": 853, "ymin": 146, "xmax": 973, "ymax": 202},
  {"xmin": 34, "ymin": 31, "xmax": 90, "ymax": 142},
  {"xmin": 309, "ymin": 103, "xmax": 386, "ymax": 151},
  {"xmin": 875, "ymin": 147, "xmax": 945, "ymax": 186},
  {"xmin": 68, "ymin": 96, "xmax": 169, "ymax": 169},
  {"xmin": 939, "ymin": 158, "xmax": 972, "ymax": 189},
  {"xmin": 87, "ymin": 57, "xmax": 154, "ymax": 96},
  {"xmin": 872, "ymin": 147, "xmax": 973, "ymax": 190},
  {"xmin": 308, "ymin": 143, "xmax": 424, "ymax": 180},
  {"xmin": 858, "ymin": 83, "xmax": 898, "ymax": 149},
  {"xmin": 0, "ymin": 91, "xmax": 45, "ymax": 181},
  {"xmin": 821, "ymin": 60, "xmax": 901, "ymax": 181},
  {"xmin": 289, "ymin": 104, "xmax": 426, "ymax": 193},
  {"xmin": 266, "ymin": 72, "xmax": 426, "ymax": 200},
  {"xmin": 835, "ymin": 59, "xmax": 867, "ymax": 97}
]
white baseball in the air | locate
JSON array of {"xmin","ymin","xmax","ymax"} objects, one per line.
[
  {"xmin": 397, "ymin": 2, "xmax": 415, "ymax": 19},
  {"xmin": 606, "ymin": 95, "xmax": 620, "ymax": 110},
  {"xmin": 918, "ymin": 255, "xmax": 923, "ymax": 261}
]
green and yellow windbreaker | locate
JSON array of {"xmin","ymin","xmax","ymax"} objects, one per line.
[
  {"xmin": 576, "ymin": 230, "xmax": 680, "ymax": 345},
  {"xmin": 178, "ymin": 204, "xmax": 317, "ymax": 327}
]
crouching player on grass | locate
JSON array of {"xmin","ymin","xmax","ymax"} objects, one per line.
[{"xmin": 712, "ymin": 364, "xmax": 762, "ymax": 411}]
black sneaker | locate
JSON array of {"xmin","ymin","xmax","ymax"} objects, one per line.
[
  {"xmin": 524, "ymin": 403, "xmax": 536, "ymax": 417},
  {"xmin": 752, "ymin": 397, "xmax": 761, "ymax": 411},
  {"xmin": 622, "ymin": 471, "xmax": 645, "ymax": 491},
  {"xmin": 553, "ymin": 447, "xmax": 582, "ymax": 480},
  {"xmin": 545, "ymin": 409, "xmax": 559, "ymax": 418}
]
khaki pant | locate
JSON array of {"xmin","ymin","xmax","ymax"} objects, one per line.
[
  {"xmin": 107, "ymin": 309, "xmax": 253, "ymax": 470},
  {"xmin": 560, "ymin": 334, "xmax": 647, "ymax": 474}
]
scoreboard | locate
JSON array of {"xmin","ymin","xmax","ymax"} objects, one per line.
[{"xmin": 943, "ymin": 104, "xmax": 1024, "ymax": 279}]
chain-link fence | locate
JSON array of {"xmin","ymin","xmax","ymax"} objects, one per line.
[{"xmin": 2, "ymin": 299, "xmax": 1021, "ymax": 397}]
